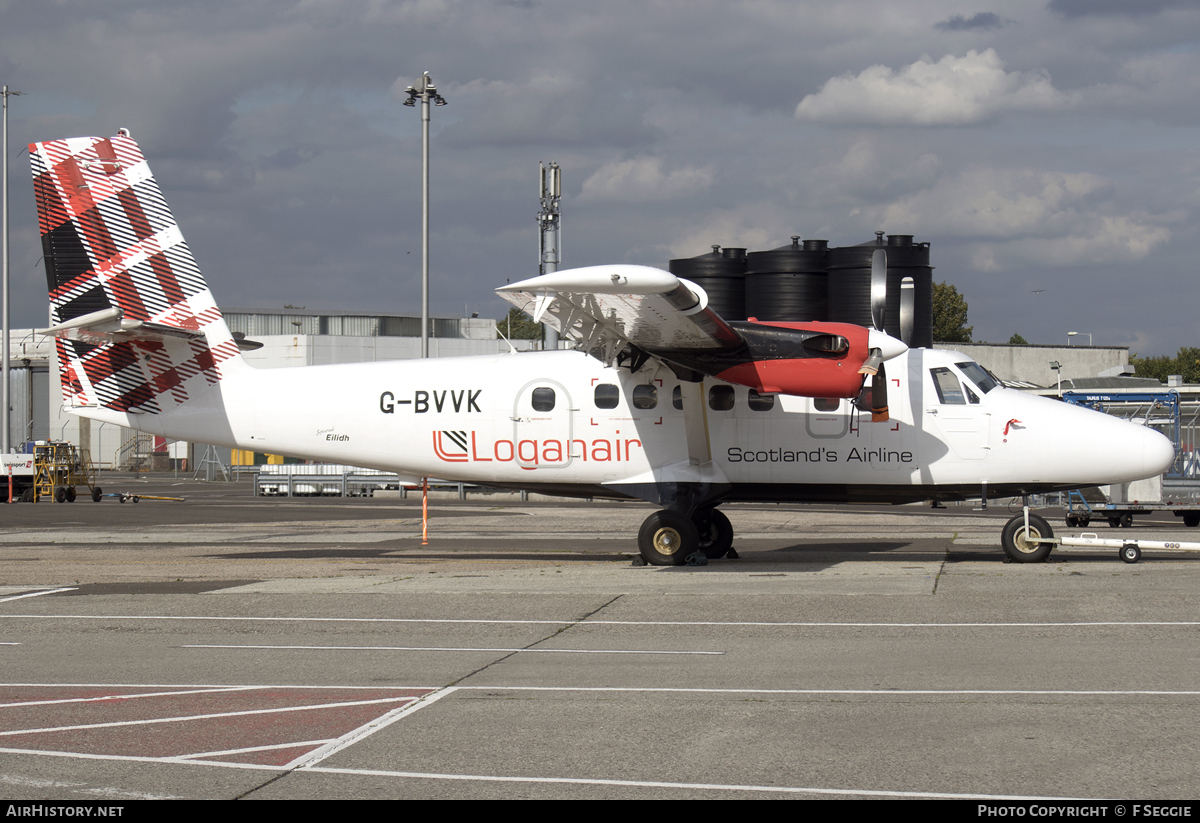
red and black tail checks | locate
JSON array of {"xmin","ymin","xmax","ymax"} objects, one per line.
[{"xmin": 30, "ymin": 135, "xmax": 241, "ymax": 414}]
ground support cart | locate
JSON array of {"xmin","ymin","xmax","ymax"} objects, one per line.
[
  {"xmin": 1004, "ymin": 507, "xmax": 1200, "ymax": 564},
  {"xmin": 1064, "ymin": 488, "xmax": 1200, "ymax": 529},
  {"xmin": 30, "ymin": 441, "xmax": 101, "ymax": 503}
]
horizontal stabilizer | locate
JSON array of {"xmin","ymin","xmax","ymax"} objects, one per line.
[{"xmin": 40, "ymin": 306, "xmax": 205, "ymax": 345}]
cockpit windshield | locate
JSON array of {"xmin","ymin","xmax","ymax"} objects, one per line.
[{"xmin": 956, "ymin": 361, "xmax": 1000, "ymax": 394}]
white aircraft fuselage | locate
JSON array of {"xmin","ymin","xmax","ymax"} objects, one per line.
[{"xmin": 76, "ymin": 345, "xmax": 1174, "ymax": 506}]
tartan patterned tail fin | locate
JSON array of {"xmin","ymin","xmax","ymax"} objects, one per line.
[{"xmin": 30, "ymin": 134, "xmax": 244, "ymax": 415}]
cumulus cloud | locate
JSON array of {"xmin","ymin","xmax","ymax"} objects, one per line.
[
  {"xmin": 863, "ymin": 167, "xmax": 1170, "ymax": 269},
  {"xmin": 818, "ymin": 138, "xmax": 942, "ymax": 201},
  {"xmin": 665, "ymin": 204, "xmax": 799, "ymax": 261},
  {"xmin": 873, "ymin": 169, "xmax": 1113, "ymax": 237},
  {"xmin": 579, "ymin": 156, "xmax": 714, "ymax": 202},
  {"xmin": 795, "ymin": 49, "xmax": 1065, "ymax": 126},
  {"xmin": 968, "ymin": 217, "xmax": 1171, "ymax": 270}
]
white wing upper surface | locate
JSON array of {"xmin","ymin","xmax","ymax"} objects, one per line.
[{"xmin": 496, "ymin": 265, "xmax": 742, "ymax": 359}]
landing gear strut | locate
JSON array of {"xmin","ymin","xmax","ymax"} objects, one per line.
[{"xmin": 638, "ymin": 507, "xmax": 735, "ymax": 566}]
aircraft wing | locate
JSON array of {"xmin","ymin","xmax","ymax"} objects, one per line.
[
  {"xmin": 498, "ymin": 264, "xmax": 906, "ymax": 400},
  {"xmin": 497, "ymin": 265, "xmax": 742, "ymax": 363}
]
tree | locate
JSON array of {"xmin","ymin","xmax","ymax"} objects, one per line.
[
  {"xmin": 1132, "ymin": 347, "xmax": 1200, "ymax": 384},
  {"xmin": 932, "ymin": 281, "xmax": 972, "ymax": 343},
  {"xmin": 1008, "ymin": 333, "xmax": 1028, "ymax": 345},
  {"xmin": 497, "ymin": 307, "xmax": 544, "ymax": 341}
]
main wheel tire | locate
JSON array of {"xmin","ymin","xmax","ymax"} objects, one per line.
[
  {"xmin": 1121, "ymin": 543, "xmax": 1141, "ymax": 564},
  {"xmin": 638, "ymin": 510, "xmax": 699, "ymax": 566},
  {"xmin": 1001, "ymin": 513, "xmax": 1054, "ymax": 563},
  {"xmin": 695, "ymin": 508, "xmax": 734, "ymax": 559}
]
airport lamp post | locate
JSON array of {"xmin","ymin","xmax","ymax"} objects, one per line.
[
  {"xmin": 1, "ymin": 85, "xmax": 21, "ymax": 456},
  {"xmin": 403, "ymin": 72, "xmax": 447, "ymax": 359}
]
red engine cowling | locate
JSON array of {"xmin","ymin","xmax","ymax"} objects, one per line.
[{"xmin": 713, "ymin": 321, "xmax": 871, "ymax": 398}]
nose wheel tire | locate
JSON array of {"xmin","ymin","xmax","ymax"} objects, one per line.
[
  {"xmin": 638, "ymin": 511, "xmax": 700, "ymax": 566},
  {"xmin": 1001, "ymin": 514, "xmax": 1054, "ymax": 563}
]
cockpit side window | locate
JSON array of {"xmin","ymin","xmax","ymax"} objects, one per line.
[
  {"xmin": 931, "ymin": 367, "xmax": 966, "ymax": 405},
  {"xmin": 956, "ymin": 361, "xmax": 999, "ymax": 394}
]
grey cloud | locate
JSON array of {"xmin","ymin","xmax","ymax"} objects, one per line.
[
  {"xmin": 1048, "ymin": 0, "xmax": 1196, "ymax": 17},
  {"xmin": 934, "ymin": 12, "xmax": 1007, "ymax": 31}
]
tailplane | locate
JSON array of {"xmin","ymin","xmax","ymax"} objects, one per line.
[{"xmin": 30, "ymin": 133, "xmax": 243, "ymax": 415}]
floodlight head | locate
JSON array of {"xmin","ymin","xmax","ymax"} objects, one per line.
[
  {"xmin": 403, "ymin": 96, "xmax": 416, "ymax": 107},
  {"xmin": 434, "ymin": 95, "xmax": 447, "ymax": 106}
]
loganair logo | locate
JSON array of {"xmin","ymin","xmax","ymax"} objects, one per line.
[
  {"xmin": 433, "ymin": 430, "xmax": 470, "ymax": 462},
  {"xmin": 434, "ymin": 430, "xmax": 642, "ymax": 471}
]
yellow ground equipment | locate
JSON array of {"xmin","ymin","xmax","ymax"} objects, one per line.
[{"xmin": 30, "ymin": 441, "xmax": 101, "ymax": 503}]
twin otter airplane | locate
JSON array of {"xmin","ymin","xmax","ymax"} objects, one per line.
[{"xmin": 30, "ymin": 134, "xmax": 1175, "ymax": 565}]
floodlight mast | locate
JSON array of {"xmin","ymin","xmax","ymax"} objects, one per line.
[
  {"xmin": 403, "ymin": 72, "xmax": 447, "ymax": 359},
  {"xmin": 1, "ymin": 85, "xmax": 21, "ymax": 456},
  {"xmin": 538, "ymin": 161, "xmax": 561, "ymax": 350}
]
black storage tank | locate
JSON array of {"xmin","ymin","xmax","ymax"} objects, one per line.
[
  {"xmin": 827, "ymin": 233, "xmax": 933, "ymax": 348},
  {"xmin": 668, "ymin": 246, "xmax": 747, "ymax": 321},
  {"xmin": 744, "ymin": 237, "xmax": 829, "ymax": 322}
]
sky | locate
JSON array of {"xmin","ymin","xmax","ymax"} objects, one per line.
[{"xmin": 2, "ymin": 0, "xmax": 1199, "ymax": 356}]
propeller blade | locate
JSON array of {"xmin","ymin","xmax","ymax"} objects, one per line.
[
  {"xmin": 871, "ymin": 360, "xmax": 890, "ymax": 423},
  {"xmin": 870, "ymin": 249, "xmax": 887, "ymax": 332},
  {"xmin": 900, "ymin": 276, "xmax": 914, "ymax": 347},
  {"xmin": 859, "ymin": 349, "xmax": 882, "ymax": 376}
]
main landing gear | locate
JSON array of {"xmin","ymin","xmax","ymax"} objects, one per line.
[{"xmin": 637, "ymin": 507, "xmax": 736, "ymax": 566}]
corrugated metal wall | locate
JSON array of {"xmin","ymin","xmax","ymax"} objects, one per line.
[{"xmin": 225, "ymin": 313, "xmax": 463, "ymax": 339}]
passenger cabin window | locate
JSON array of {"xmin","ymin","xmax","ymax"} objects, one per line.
[
  {"xmin": 594, "ymin": 384, "xmax": 619, "ymax": 409},
  {"xmin": 633, "ymin": 385, "xmax": 658, "ymax": 410},
  {"xmin": 931, "ymin": 367, "xmax": 966, "ymax": 404},
  {"xmin": 814, "ymin": 398, "xmax": 840, "ymax": 412},
  {"xmin": 748, "ymin": 390, "xmax": 774, "ymax": 412},
  {"xmin": 531, "ymin": 387, "xmax": 555, "ymax": 412},
  {"xmin": 672, "ymin": 386, "xmax": 683, "ymax": 410},
  {"xmin": 709, "ymin": 385, "xmax": 735, "ymax": 411}
]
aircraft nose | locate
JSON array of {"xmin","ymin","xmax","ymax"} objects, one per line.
[{"xmin": 1140, "ymin": 426, "xmax": 1177, "ymax": 477}]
